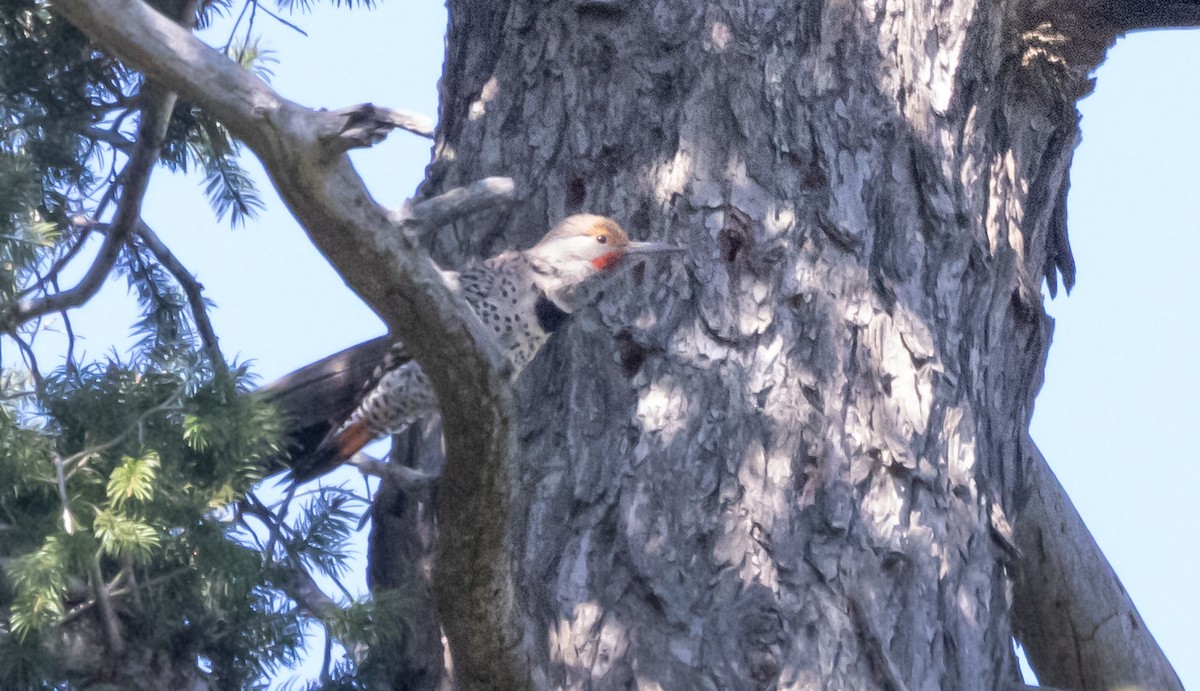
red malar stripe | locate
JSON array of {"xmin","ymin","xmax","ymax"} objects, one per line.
[{"xmin": 590, "ymin": 252, "xmax": 623, "ymax": 271}]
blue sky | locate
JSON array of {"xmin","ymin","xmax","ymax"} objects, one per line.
[
  {"xmin": 1031, "ymin": 28, "xmax": 1200, "ymax": 688},
  {"xmin": 26, "ymin": 4, "xmax": 1200, "ymax": 687}
]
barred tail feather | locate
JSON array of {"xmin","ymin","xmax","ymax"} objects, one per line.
[{"xmin": 289, "ymin": 418, "xmax": 376, "ymax": 482}]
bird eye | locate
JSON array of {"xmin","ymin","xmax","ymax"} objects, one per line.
[{"xmin": 596, "ymin": 234, "xmax": 608, "ymax": 244}]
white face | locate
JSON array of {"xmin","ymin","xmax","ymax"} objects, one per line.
[
  {"xmin": 525, "ymin": 216, "xmax": 631, "ymax": 310},
  {"xmin": 543, "ymin": 234, "xmax": 620, "ymax": 271}
]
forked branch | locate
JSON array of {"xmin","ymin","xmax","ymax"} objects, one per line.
[{"xmin": 50, "ymin": 1, "xmax": 530, "ymax": 686}]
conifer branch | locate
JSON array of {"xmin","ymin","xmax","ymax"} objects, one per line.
[
  {"xmin": 133, "ymin": 220, "xmax": 228, "ymax": 375},
  {"xmin": 59, "ymin": 381, "xmax": 188, "ymax": 477},
  {"xmin": 1, "ymin": 2, "xmax": 201, "ymax": 335},
  {"xmin": 2, "ymin": 91, "xmax": 165, "ymax": 331},
  {"xmin": 249, "ymin": 495, "xmax": 355, "ymax": 630}
]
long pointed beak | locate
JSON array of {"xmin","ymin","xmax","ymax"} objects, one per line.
[{"xmin": 624, "ymin": 240, "xmax": 685, "ymax": 255}]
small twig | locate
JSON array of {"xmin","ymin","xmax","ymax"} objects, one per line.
[
  {"xmin": 134, "ymin": 220, "xmax": 228, "ymax": 376},
  {"xmin": 222, "ymin": 0, "xmax": 254, "ymax": 52},
  {"xmin": 40, "ymin": 259, "xmax": 81, "ymax": 375},
  {"xmin": 396, "ymin": 176, "xmax": 516, "ymax": 230},
  {"xmin": 61, "ymin": 304, "xmax": 78, "ymax": 374},
  {"xmin": 91, "ymin": 161, "xmax": 123, "ymax": 221},
  {"xmin": 88, "ymin": 553, "xmax": 126, "ymax": 656},
  {"xmin": 260, "ymin": 482, "xmax": 295, "ymax": 563},
  {"xmin": 245, "ymin": 0, "xmax": 258, "ymax": 49},
  {"xmin": 256, "ymin": 3, "xmax": 308, "ymax": 37},
  {"xmin": 11, "ymin": 335, "xmax": 44, "ymax": 391},
  {"xmin": 233, "ymin": 510, "xmax": 268, "ymax": 553},
  {"xmin": 84, "ymin": 125, "xmax": 134, "ymax": 151}
]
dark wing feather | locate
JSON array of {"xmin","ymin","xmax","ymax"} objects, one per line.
[{"xmin": 257, "ymin": 336, "xmax": 398, "ymax": 479}]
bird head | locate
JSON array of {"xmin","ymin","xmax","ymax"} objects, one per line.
[{"xmin": 525, "ymin": 214, "xmax": 680, "ymax": 311}]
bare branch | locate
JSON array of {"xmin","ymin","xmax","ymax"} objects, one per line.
[
  {"xmin": 374, "ymin": 106, "xmax": 437, "ymax": 139},
  {"xmin": 324, "ymin": 103, "xmax": 436, "ymax": 153},
  {"xmin": 400, "ymin": 176, "xmax": 517, "ymax": 229},
  {"xmin": 133, "ymin": 220, "xmax": 227, "ymax": 375},
  {"xmin": 84, "ymin": 125, "xmax": 134, "ymax": 151},
  {"xmin": 1108, "ymin": 0, "xmax": 1200, "ymax": 30},
  {"xmin": 1012, "ymin": 434, "xmax": 1183, "ymax": 690}
]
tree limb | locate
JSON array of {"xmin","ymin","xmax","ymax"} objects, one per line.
[
  {"xmin": 88, "ymin": 553, "xmax": 125, "ymax": 656},
  {"xmin": 51, "ymin": 2, "xmax": 529, "ymax": 687},
  {"xmin": 398, "ymin": 176, "xmax": 516, "ymax": 230},
  {"xmin": 325, "ymin": 103, "xmax": 436, "ymax": 152},
  {"xmin": 1012, "ymin": 434, "xmax": 1183, "ymax": 691},
  {"xmin": 1107, "ymin": 0, "xmax": 1200, "ymax": 31},
  {"xmin": 1019, "ymin": 0, "xmax": 1200, "ymax": 40},
  {"xmin": 133, "ymin": 220, "xmax": 227, "ymax": 375}
]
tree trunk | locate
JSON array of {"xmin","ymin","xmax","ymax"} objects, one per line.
[
  {"xmin": 392, "ymin": 0, "xmax": 1145, "ymax": 687},
  {"xmin": 45, "ymin": 0, "xmax": 1194, "ymax": 687}
]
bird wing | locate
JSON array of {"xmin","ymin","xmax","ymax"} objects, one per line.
[{"xmin": 259, "ymin": 337, "xmax": 414, "ymax": 482}]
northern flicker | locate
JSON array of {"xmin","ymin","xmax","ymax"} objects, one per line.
[{"xmin": 288, "ymin": 214, "xmax": 678, "ymax": 481}]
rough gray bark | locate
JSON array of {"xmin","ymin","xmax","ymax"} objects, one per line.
[{"xmin": 397, "ymin": 0, "xmax": 1185, "ymax": 687}]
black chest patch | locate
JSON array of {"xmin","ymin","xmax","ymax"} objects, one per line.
[{"xmin": 535, "ymin": 295, "xmax": 571, "ymax": 333}]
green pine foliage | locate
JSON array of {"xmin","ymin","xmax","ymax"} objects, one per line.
[
  {"xmin": 1, "ymin": 0, "xmax": 407, "ymax": 687},
  {"xmin": 0, "ymin": 358, "xmax": 302, "ymax": 685}
]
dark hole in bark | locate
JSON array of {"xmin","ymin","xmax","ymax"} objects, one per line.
[
  {"xmin": 566, "ymin": 176, "xmax": 587, "ymax": 211},
  {"xmin": 616, "ymin": 329, "xmax": 649, "ymax": 378},
  {"xmin": 719, "ymin": 210, "xmax": 753, "ymax": 263},
  {"xmin": 573, "ymin": 0, "xmax": 629, "ymax": 17}
]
